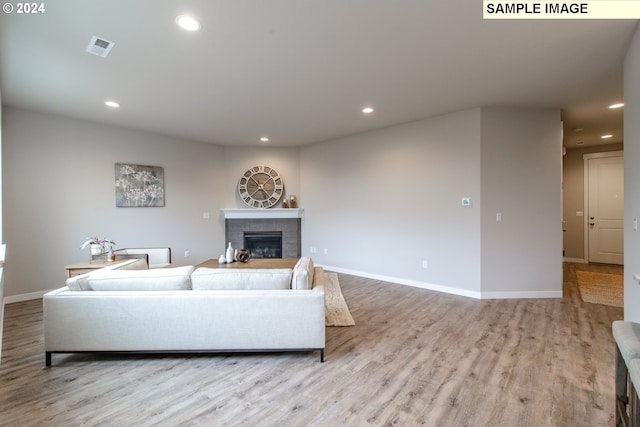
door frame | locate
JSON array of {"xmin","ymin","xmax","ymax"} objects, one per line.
[{"xmin": 583, "ymin": 150, "xmax": 624, "ymax": 263}]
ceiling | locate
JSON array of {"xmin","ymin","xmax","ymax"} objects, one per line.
[{"xmin": 0, "ymin": 1, "xmax": 637, "ymax": 148}]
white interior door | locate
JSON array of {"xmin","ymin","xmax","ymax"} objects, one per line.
[{"xmin": 587, "ymin": 154, "xmax": 624, "ymax": 264}]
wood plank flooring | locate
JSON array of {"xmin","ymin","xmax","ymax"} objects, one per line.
[{"xmin": 0, "ymin": 262, "xmax": 623, "ymax": 426}]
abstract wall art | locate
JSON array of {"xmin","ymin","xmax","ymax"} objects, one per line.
[{"xmin": 115, "ymin": 163, "xmax": 165, "ymax": 207}]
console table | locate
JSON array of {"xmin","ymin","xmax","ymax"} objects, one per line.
[
  {"xmin": 64, "ymin": 259, "xmax": 128, "ymax": 278},
  {"xmin": 65, "ymin": 253, "xmax": 150, "ymax": 278}
]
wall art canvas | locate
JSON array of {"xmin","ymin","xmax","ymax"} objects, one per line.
[{"xmin": 115, "ymin": 163, "xmax": 165, "ymax": 207}]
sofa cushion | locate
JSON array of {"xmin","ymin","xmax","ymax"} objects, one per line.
[
  {"xmin": 191, "ymin": 268, "xmax": 292, "ymax": 290},
  {"xmin": 85, "ymin": 265, "xmax": 194, "ymax": 291},
  {"xmin": 66, "ymin": 258, "xmax": 149, "ymax": 291},
  {"xmin": 291, "ymin": 257, "xmax": 314, "ymax": 290}
]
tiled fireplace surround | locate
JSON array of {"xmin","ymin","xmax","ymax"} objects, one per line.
[{"xmin": 222, "ymin": 209, "xmax": 303, "ymax": 258}]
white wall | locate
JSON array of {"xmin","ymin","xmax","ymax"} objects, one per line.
[
  {"xmin": 300, "ymin": 109, "xmax": 483, "ymax": 296},
  {"xmin": 624, "ymin": 23, "xmax": 640, "ymax": 322},
  {"xmin": 480, "ymin": 108, "xmax": 563, "ymax": 297},
  {"xmin": 2, "ymin": 108, "xmax": 226, "ymax": 299}
]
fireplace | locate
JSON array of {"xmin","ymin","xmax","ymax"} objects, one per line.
[
  {"xmin": 244, "ymin": 232, "xmax": 283, "ymax": 259},
  {"xmin": 223, "ymin": 209, "xmax": 303, "ymax": 259}
]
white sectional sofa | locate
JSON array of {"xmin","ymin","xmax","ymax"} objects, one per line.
[{"xmin": 43, "ymin": 257, "xmax": 325, "ymax": 366}]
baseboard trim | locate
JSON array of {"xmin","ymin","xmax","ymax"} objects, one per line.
[
  {"xmin": 319, "ymin": 265, "xmax": 483, "ymax": 299},
  {"xmin": 318, "ymin": 264, "xmax": 561, "ymax": 300},
  {"xmin": 480, "ymin": 290, "xmax": 563, "ymax": 299},
  {"xmin": 564, "ymin": 257, "xmax": 587, "ymax": 264},
  {"xmin": 4, "ymin": 289, "xmax": 51, "ymax": 304}
]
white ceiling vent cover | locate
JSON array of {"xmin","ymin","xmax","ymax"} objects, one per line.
[{"xmin": 86, "ymin": 36, "xmax": 115, "ymax": 58}]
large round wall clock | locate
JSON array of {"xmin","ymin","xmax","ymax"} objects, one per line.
[{"xmin": 238, "ymin": 165, "xmax": 284, "ymax": 209}]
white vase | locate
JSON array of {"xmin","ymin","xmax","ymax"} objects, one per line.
[
  {"xmin": 90, "ymin": 244, "xmax": 102, "ymax": 256},
  {"xmin": 225, "ymin": 242, "xmax": 234, "ymax": 263}
]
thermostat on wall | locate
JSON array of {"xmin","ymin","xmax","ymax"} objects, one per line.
[{"xmin": 461, "ymin": 197, "xmax": 472, "ymax": 207}]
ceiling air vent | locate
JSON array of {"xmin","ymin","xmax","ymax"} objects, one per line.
[{"xmin": 86, "ymin": 36, "xmax": 115, "ymax": 58}]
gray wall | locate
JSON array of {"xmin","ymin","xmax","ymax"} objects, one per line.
[
  {"xmin": 300, "ymin": 107, "xmax": 562, "ymax": 298},
  {"xmin": 2, "ymin": 108, "xmax": 226, "ymax": 299},
  {"xmin": 223, "ymin": 146, "xmax": 301, "ymax": 210},
  {"xmin": 2, "ymin": 105, "xmax": 563, "ymax": 300},
  {"xmin": 625, "ymin": 23, "xmax": 640, "ymax": 322},
  {"xmin": 480, "ymin": 108, "xmax": 562, "ymax": 296},
  {"xmin": 0, "ymin": 90, "xmax": 3, "ymax": 362},
  {"xmin": 0, "ymin": 88, "xmax": 3, "ymax": 245},
  {"xmin": 300, "ymin": 109, "xmax": 482, "ymax": 296}
]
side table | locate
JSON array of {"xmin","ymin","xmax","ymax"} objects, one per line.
[{"xmin": 64, "ymin": 259, "xmax": 124, "ymax": 278}]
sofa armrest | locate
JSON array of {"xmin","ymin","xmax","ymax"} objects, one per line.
[{"xmin": 312, "ymin": 266, "xmax": 324, "ymax": 290}]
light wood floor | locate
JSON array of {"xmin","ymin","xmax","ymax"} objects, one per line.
[{"xmin": 0, "ymin": 263, "xmax": 623, "ymax": 426}]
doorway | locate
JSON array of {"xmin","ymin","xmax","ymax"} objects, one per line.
[{"xmin": 584, "ymin": 151, "xmax": 624, "ymax": 265}]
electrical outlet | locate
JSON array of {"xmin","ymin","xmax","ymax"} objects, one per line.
[
  {"xmin": 310, "ymin": 247, "xmax": 317, "ymax": 253},
  {"xmin": 422, "ymin": 260, "xmax": 428, "ymax": 269},
  {"xmin": 184, "ymin": 250, "xmax": 190, "ymax": 257},
  {"xmin": 324, "ymin": 248, "xmax": 328, "ymax": 255}
]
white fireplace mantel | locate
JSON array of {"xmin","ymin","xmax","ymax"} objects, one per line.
[{"xmin": 222, "ymin": 208, "xmax": 304, "ymax": 219}]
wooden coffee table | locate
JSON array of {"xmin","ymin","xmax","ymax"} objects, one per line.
[{"xmin": 195, "ymin": 258, "xmax": 298, "ymax": 269}]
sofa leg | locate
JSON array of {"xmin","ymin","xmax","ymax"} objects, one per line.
[{"xmin": 45, "ymin": 352, "xmax": 52, "ymax": 367}]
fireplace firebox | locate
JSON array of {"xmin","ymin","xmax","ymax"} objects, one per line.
[
  {"xmin": 224, "ymin": 211, "xmax": 301, "ymax": 259},
  {"xmin": 244, "ymin": 232, "xmax": 283, "ymax": 259}
]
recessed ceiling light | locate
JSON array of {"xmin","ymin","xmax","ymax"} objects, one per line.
[
  {"xmin": 601, "ymin": 134, "xmax": 613, "ymax": 139},
  {"xmin": 609, "ymin": 103, "xmax": 624, "ymax": 109},
  {"xmin": 260, "ymin": 137, "xmax": 269, "ymax": 142},
  {"xmin": 105, "ymin": 101, "xmax": 120, "ymax": 108},
  {"xmin": 175, "ymin": 15, "xmax": 201, "ymax": 31},
  {"xmin": 362, "ymin": 107, "xmax": 374, "ymax": 114}
]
